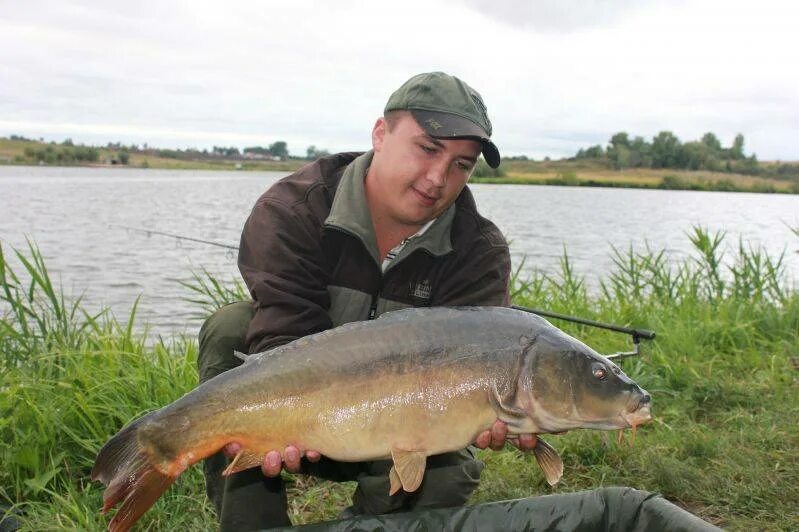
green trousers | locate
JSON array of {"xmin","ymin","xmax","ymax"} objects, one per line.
[{"xmin": 197, "ymin": 301, "xmax": 484, "ymax": 531}]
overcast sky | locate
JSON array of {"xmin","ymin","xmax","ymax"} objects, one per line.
[{"xmin": 1, "ymin": 0, "xmax": 796, "ymax": 160}]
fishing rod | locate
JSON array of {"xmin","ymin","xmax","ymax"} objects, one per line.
[
  {"xmin": 110, "ymin": 224, "xmax": 238, "ymax": 250},
  {"xmin": 511, "ymin": 305, "xmax": 655, "ymax": 360},
  {"xmin": 116, "ymin": 225, "xmax": 656, "ymax": 359}
]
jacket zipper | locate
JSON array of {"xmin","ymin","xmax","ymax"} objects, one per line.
[
  {"xmin": 368, "ymin": 273, "xmax": 385, "ymax": 320},
  {"xmin": 323, "ymin": 224, "xmax": 385, "ymax": 320}
]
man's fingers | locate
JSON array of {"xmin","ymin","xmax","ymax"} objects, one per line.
[
  {"xmin": 474, "ymin": 430, "xmax": 492, "ymax": 449},
  {"xmin": 306, "ymin": 450, "xmax": 322, "ymax": 463},
  {"xmin": 283, "ymin": 446, "xmax": 301, "ymax": 473},
  {"xmin": 517, "ymin": 433, "xmax": 538, "ymax": 451},
  {"xmin": 259, "ymin": 447, "xmax": 322, "ymax": 476},
  {"xmin": 490, "ymin": 420, "xmax": 507, "ymax": 450},
  {"xmin": 261, "ymin": 450, "xmax": 283, "ymax": 477},
  {"xmin": 476, "ymin": 421, "xmax": 538, "ymax": 453},
  {"xmin": 223, "ymin": 442, "xmax": 241, "ymax": 458}
]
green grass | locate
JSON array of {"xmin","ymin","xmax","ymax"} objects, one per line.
[{"xmin": 1, "ymin": 229, "xmax": 798, "ymax": 530}]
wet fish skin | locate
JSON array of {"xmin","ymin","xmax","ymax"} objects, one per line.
[{"xmin": 91, "ymin": 306, "xmax": 651, "ymax": 531}]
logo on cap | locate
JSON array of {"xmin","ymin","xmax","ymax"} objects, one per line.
[{"xmin": 425, "ymin": 118, "xmax": 443, "ymax": 130}]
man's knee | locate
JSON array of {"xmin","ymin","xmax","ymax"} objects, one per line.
[
  {"xmin": 352, "ymin": 448, "xmax": 483, "ymax": 515},
  {"xmin": 198, "ymin": 301, "xmax": 254, "ymax": 383},
  {"xmin": 415, "ymin": 448, "xmax": 484, "ymax": 508}
]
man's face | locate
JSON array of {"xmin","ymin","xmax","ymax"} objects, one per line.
[{"xmin": 366, "ymin": 112, "xmax": 481, "ymax": 228}]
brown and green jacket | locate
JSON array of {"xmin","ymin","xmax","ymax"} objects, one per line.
[{"xmin": 238, "ymin": 151, "xmax": 511, "ymax": 354}]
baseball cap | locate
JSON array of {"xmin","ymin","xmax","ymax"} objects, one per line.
[{"xmin": 384, "ymin": 72, "xmax": 501, "ymax": 168}]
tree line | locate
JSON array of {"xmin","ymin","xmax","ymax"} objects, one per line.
[
  {"xmin": 210, "ymin": 142, "xmax": 329, "ymax": 161},
  {"xmin": 6, "ymin": 136, "xmax": 331, "ymax": 165},
  {"xmin": 573, "ymin": 131, "xmax": 764, "ymax": 174},
  {"xmin": 21, "ymin": 139, "xmax": 101, "ymax": 165}
]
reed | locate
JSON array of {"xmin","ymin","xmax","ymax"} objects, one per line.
[{"xmin": 1, "ymin": 228, "xmax": 797, "ymax": 530}]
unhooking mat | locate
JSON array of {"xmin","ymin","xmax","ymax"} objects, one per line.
[{"xmin": 275, "ymin": 487, "xmax": 721, "ymax": 532}]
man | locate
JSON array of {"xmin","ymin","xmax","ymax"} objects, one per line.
[{"xmin": 198, "ymin": 72, "xmax": 537, "ymax": 530}]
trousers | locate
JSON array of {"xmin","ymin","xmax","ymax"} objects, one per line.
[{"xmin": 197, "ymin": 301, "xmax": 484, "ymax": 531}]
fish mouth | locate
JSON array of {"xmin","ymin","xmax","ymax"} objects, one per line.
[
  {"xmin": 623, "ymin": 404, "xmax": 652, "ymax": 428},
  {"xmin": 623, "ymin": 390, "xmax": 652, "ymax": 428},
  {"xmin": 617, "ymin": 404, "xmax": 652, "ymax": 446}
]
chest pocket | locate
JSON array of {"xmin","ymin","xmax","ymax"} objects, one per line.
[{"xmin": 327, "ymin": 285, "xmax": 372, "ymax": 327}]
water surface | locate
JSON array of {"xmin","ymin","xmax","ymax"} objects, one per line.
[{"xmin": 2, "ymin": 166, "xmax": 797, "ymax": 336}]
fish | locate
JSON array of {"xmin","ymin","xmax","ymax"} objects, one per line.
[{"xmin": 91, "ymin": 306, "xmax": 652, "ymax": 531}]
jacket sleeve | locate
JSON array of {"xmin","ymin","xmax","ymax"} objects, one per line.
[
  {"xmin": 434, "ymin": 237, "xmax": 511, "ymax": 307},
  {"xmin": 238, "ymin": 197, "xmax": 332, "ymax": 354}
]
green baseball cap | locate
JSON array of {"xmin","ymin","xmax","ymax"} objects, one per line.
[{"xmin": 384, "ymin": 72, "xmax": 501, "ymax": 168}]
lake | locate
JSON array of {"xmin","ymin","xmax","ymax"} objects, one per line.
[{"xmin": 1, "ymin": 165, "xmax": 797, "ymax": 337}]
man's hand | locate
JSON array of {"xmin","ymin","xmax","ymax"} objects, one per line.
[
  {"xmin": 222, "ymin": 443, "xmax": 322, "ymax": 477},
  {"xmin": 474, "ymin": 420, "xmax": 538, "ymax": 451}
]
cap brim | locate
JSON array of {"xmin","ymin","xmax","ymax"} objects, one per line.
[{"xmin": 410, "ymin": 109, "xmax": 501, "ymax": 168}]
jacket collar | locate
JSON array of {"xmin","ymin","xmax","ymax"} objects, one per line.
[{"xmin": 324, "ymin": 150, "xmax": 455, "ymax": 266}]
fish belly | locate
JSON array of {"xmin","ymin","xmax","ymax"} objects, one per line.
[{"xmin": 213, "ymin": 364, "xmax": 499, "ymax": 462}]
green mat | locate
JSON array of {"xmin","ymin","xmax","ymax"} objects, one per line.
[{"xmin": 276, "ymin": 487, "xmax": 720, "ymax": 532}]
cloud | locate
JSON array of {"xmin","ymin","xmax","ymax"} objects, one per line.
[
  {"xmin": 0, "ymin": 0, "xmax": 797, "ymax": 159},
  {"xmin": 453, "ymin": 0, "xmax": 665, "ymax": 32}
]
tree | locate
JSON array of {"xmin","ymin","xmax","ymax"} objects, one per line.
[
  {"xmin": 607, "ymin": 132, "xmax": 631, "ymax": 169},
  {"xmin": 678, "ymin": 141, "xmax": 708, "ymax": 170},
  {"xmin": 614, "ymin": 145, "xmax": 632, "ymax": 169},
  {"xmin": 629, "ymin": 136, "xmax": 651, "ymax": 168},
  {"xmin": 609, "ymin": 132, "xmax": 630, "ymax": 148},
  {"xmin": 306, "ymin": 145, "xmax": 330, "ymax": 160},
  {"xmin": 584, "ymin": 145, "xmax": 604, "ymax": 158},
  {"xmin": 701, "ymin": 132, "xmax": 722, "ymax": 152},
  {"xmin": 243, "ymin": 146, "xmax": 270, "ymax": 155},
  {"xmin": 269, "ymin": 141, "xmax": 289, "ymax": 160},
  {"xmin": 212, "ymin": 146, "xmax": 240, "ymax": 157},
  {"xmin": 730, "ymin": 134, "xmax": 745, "ymax": 160},
  {"xmin": 651, "ymin": 131, "xmax": 681, "ymax": 168}
]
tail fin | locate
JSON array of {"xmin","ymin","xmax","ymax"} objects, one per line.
[{"xmin": 91, "ymin": 415, "xmax": 176, "ymax": 532}]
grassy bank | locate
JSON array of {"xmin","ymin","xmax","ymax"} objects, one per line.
[
  {"xmin": 1, "ymin": 230, "xmax": 798, "ymax": 530},
  {"xmin": 472, "ymin": 160, "xmax": 798, "ymax": 194},
  {"xmin": 0, "ymin": 137, "xmax": 305, "ymax": 173}
]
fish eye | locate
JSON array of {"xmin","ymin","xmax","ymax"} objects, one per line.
[{"xmin": 592, "ymin": 364, "xmax": 607, "ymax": 381}]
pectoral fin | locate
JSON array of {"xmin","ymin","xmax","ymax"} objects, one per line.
[
  {"xmin": 389, "ymin": 448, "xmax": 427, "ymax": 494},
  {"xmin": 532, "ymin": 438, "xmax": 563, "ymax": 486},
  {"xmin": 222, "ymin": 449, "xmax": 263, "ymax": 476}
]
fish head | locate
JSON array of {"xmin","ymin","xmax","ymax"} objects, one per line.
[{"xmin": 518, "ymin": 328, "xmax": 652, "ymax": 433}]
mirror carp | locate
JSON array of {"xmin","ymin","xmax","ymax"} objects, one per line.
[{"xmin": 92, "ymin": 306, "xmax": 652, "ymax": 531}]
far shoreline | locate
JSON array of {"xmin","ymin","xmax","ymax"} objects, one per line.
[{"xmin": 2, "ymin": 159, "xmax": 797, "ymax": 195}]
